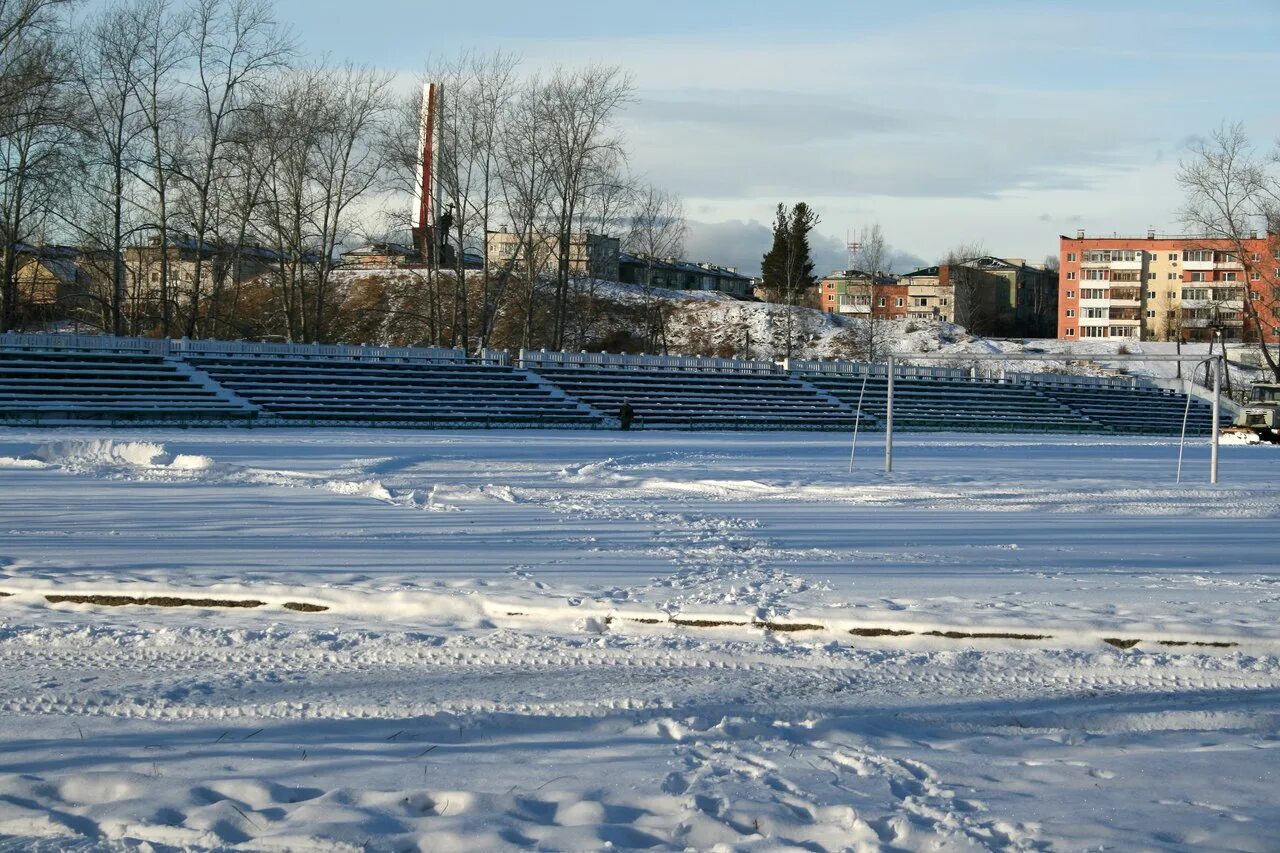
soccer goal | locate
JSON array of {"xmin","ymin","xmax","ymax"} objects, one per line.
[{"xmin": 875, "ymin": 352, "xmax": 1228, "ymax": 483}]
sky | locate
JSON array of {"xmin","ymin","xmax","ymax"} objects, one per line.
[{"xmin": 255, "ymin": 1, "xmax": 1280, "ymax": 273}]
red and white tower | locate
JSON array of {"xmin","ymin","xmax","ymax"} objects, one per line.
[{"xmin": 411, "ymin": 83, "xmax": 441, "ymax": 263}]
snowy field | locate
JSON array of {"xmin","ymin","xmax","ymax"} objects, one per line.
[{"xmin": 0, "ymin": 427, "xmax": 1278, "ymax": 851}]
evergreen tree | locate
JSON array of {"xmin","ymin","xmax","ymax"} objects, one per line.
[
  {"xmin": 760, "ymin": 203, "xmax": 789, "ymax": 299},
  {"xmin": 785, "ymin": 202, "xmax": 819, "ymax": 303},
  {"xmin": 760, "ymin": 201, "xmax": 821, "ymax": 357}
]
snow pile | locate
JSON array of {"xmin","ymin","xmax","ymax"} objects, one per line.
[{"xmin": 32, "ymin": 439, "xmax": 207, "ymax": 472}]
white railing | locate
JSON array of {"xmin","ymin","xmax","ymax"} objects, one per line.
[
  {"xmin": 170, "ymin": 338, "xmax": 470, "ymax": 364},
  {"xmin": 1006, "ymin": 371, "xmax": 1138, "ymax": 389},
  {"xmin": 518, "ymin": 349, "xmax": 781, "ymax": 374},
  {"xmin": 0, "ymin": 332, "xmax": 168, "ymax": 355}
]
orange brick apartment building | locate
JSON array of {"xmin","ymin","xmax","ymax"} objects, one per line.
[{"xmin": 1058, "ymin": 230, "xmax": 1280, "ymax": 343}]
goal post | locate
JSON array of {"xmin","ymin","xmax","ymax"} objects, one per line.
[{"xmin": 881, "ymin": 352, "xmax": 1227, "ymax": 483}]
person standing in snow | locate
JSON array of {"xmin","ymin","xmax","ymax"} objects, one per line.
[{"xmin": 618, "ymin": 400, "xmax": 634, "ymax": 431}]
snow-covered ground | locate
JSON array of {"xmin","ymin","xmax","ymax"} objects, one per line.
[{"xmin": 1, "ymin": 428, "xmax": 1278, "ymax": 851}]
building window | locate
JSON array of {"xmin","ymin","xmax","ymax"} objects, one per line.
[
  {"xmin": 1066, "ymin": 272, "xmax": 1077, "ymax": 280},
  {"xmin": 1084, "ymin": 269, "xmax": 1107, "ymax": 280},
  {"xmin": 1065, "ymin": 290, "xmax": 1075, "ymax": 298},
  {"xmin": 1167, "ymin": 291, "xmax": 1176, "ymax": 299},
  {"xmin": 1251, "ymin": 271, "xmax": 1261, "ymax": 280},
  {"xmin": 1084, "ymin": 307, "xmax": 1106, "ymax": 319},
  {"xmin": 1190, "ymin": 272, "xmax": 1206, "ymax": 282},
  {"xmin": 1066, "ymin": 252, "xmax": 1076, "ymax": 262},
  {"xmin": 1148, "ymin": 272, "xmax": 1156, "ymax": 280},
  {"xmin": 877, "ymin": 296, "xmax": 886, "ymax": 307},
  {"xmin": 1168, "ymin": 253, "xmax": 1177, "ymax": 261},
  {"xmin": 1251, "ymin": 253, "xmax": 1261, "ymax": 261},
  {"xmin": 895, "ymin": 297, "xmax": 904, "ymax": 307},
  {"xmin": 1168, "ymin": 272, "xmax": 1178, "ymax": 280},
  {"xmin": 1222, "ymin": 271, "xmax": 1238, "ymax": 281},
  {"xmin": 1082, "ymin": 288, "xmax": 1106, "ymax": 299},
  {"xmin": 1146, "ymin": 310, "xmax": 1155, "ymax": 318},
  {"xmin": 1147, "ymin": 291, "xmax": 1155, "ymax": 299},
  {"xmin": 1184, "ymin": 250, "xmax": 1212, "ymax": 262},
  {"xmin": 1065, "ymin": 328, "xmax": 1075, "ymax": 336},
  {"xmin": 1066, "ymin": 309, "xmax": 1076, "ymax": 317}
]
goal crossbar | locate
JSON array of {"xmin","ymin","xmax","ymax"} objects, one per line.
[{"xmin": 881, "ymin": 352, "xmax": 1227, "ymax": 483}]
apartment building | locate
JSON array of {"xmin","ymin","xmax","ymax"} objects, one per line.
[
  {"xmin": 817, "ymin": 270, "xmax": 907, "ymax": 319},
  {"xmin": 819, "ymin": 257, "xmax": 1055, "ymax": 336},
  {"xmin": 486, "ymin": 229, "xmax": 620, "ymax": 282},
  {"xmin": 1058, "ymin": 231, "xmax": 1280, "ymax": 343},
  {"xmin": 618, "ymin": 254, "xmax": 753, "ymax": 299}
]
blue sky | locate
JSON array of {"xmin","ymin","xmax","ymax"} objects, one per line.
[{"xmin": 230, "ymin": 1, "xmax": 1280, "ymax": 271}]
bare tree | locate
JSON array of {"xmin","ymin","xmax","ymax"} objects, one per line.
[
  {"xmin": 73, "ymin": 1, "xmax": 149, "ymax": 335},
  {"xmin": 174, "ymin": 0, "xmax": 292, "ymax": 338},
  {"xmin": 129, "ymin": 0, "xmax": 191, "ymax": 336},
  {"xmin": 494, "ymin": 85, "xmax": 554, "ymax": 350},
  {"xmin": 1178, "ymin": 122, "xmax": 1280, "ymax": 381},
  {"xmin": 626, "ymin": 185, "xmax": 684, "ymax": 352},
  {"xmin": 0, "ymin": 0, "xmax": 77, "ymax": 332},
  {"xmin": 947, "ymin": 241, "xmax": 998, "ymax": 336},
  {"xmin": 530, "ymin": 65, "xmax": 632, "ymax": 349},
  {"xmin": 851, "ymin": 223, "xmax": 889, "ymax": 360}
]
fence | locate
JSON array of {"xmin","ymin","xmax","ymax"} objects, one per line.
[
  {"xmin": 0, "ymin": 332, "xmax": 169, "ymax": 355},
  {"xmin": 170, "ymin": 338, "xmax": 471, "ymax": 364},
  {"xmin": 518, "ymin": 349, "xmax": 781, "ymax": 374}
]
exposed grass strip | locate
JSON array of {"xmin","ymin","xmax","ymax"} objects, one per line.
[
  {"xmin": 282, "ymin": 602, "xmax": 328, "ymax": 612},
  {"xmin": 1102, "ymin": 637, "xmax": 1141, "ymax": 650},
  {"xmin": 1158, "ymin": 640, "xmax": 1238, "ymax": 649},
  {"xmin": 46, "ymin": 594, "xmax": 265, "ymax": 609},
  {"xmin": 923, "ymin": 630, "xmax": 1051, "ymax": 641},
  {"xmin": 756, "ymin": 621, "xmax": 824, "ymax": 633},
  {"xmin": 849, "ymin": 627, "xmax": 915, "ymax": 637},
  {"xmin": 670, "ymin": 617, "xmax": 750, "ymax": 629}
]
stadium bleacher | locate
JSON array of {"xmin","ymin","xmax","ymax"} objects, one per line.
[
  {"xmin": 522, "ymin": 353, "xmax": 858, "ymax": 430},
  {"xmin": 183, "ymin": 345, "xmax": 603, "ymax": 428},
  {"xmin": 0, "ymin": 333, "xmax": 1225, "ymax": 435},
  {"xmin": 0, "ymin": 335, "xmax": 257, "ymax": 425},
  {"xmin": 1027, "ymin": 379, "xmax": 1216, "ymax": 434},
  {"xmin": 798, "ymin": 372, "xmax": 1091, "ymax": 433}
]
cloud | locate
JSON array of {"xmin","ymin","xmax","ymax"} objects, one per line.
[{"xmin": 684, "ymin": 218, "xmax": 926, "ymax": 277}]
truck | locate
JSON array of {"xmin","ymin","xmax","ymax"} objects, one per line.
[{"xmin": 1224, "ymin": 382, "xmax": 1280, "ymax": 444}]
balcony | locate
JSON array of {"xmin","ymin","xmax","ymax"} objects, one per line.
[
  {"xmin": 1182, "ymin": 317, "xmax": 1244, "ymax": 328},
  {"xmin": 838, "ymin": 303, "xmax": 870, "ymax": 314},
  {"xmin": 1182, "ymin": 260, "xmax": 1215, "ymax": 271},
  {"xmin": 1079, "ymin": 298, "xmax": 1110, "ymax": 309},
  {"xmin": 1109, "ymin": 260, "xmax": 1143, "ymax": 271},
  {"xmin": 1181, "ymin": 299, "xmax": 1243, "ymax": 310}
]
